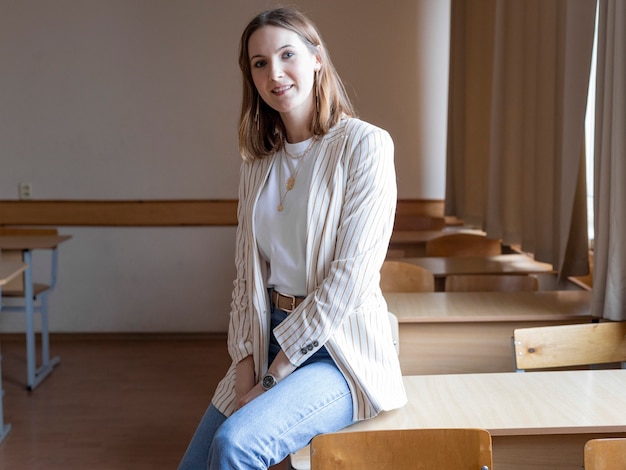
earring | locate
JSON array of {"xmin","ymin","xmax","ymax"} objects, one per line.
[
  {"xmin": 255, "ymin": 97, "xmax": 260, "ymax": 131},
  {"xmin": 315, "ymin": 70, "xmax": 320, "ymax": 114}
]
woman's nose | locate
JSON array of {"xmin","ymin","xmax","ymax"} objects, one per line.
[{"xmin": 269, "ymin": 62, "xmax": 284, "ymax": 80}]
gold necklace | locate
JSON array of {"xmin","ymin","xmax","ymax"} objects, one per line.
[
  {"xmin": 277, "ymin": 137, "xmax": 317, "ymax": 212},
  {"xmin": 283, "ymin": 137, "xmax": 317, "ymax": 192},
  {"xmin": 284, "ymin": 136, "xmax": 317, "ymax": 159}
]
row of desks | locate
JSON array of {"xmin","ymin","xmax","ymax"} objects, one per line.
[
  {"xmin": 3, "ymin": 236, "xmax": 611, "ymax": 469},
  {"xmin": 383, "ymin": 250, "xmax": 587, "ymax": 371}
]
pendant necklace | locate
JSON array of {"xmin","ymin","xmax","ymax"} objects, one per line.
[{"xmin": 277, "ymin": 136, "xmax": 317, "ymax": 212}]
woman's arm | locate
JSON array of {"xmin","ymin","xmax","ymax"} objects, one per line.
[{"xmin": 228, "ymin": 163, "xmax": 256, "ymax": 366}]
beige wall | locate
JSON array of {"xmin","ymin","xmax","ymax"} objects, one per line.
[{"xmin": 0, "ymin": 0, "xmax": 450, "ymax": 332}]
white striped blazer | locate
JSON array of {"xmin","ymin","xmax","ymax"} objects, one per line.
[{"xmin": 212, "ymin": 117, "xmax": 407, "ymax": 421}]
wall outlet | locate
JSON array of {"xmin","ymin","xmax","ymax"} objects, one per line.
[{"xmin": 19, "ymin": 182, "xmax": 33, "ymax": 200}]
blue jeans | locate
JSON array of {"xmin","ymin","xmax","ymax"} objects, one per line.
[{"xmin": 178, "ymin": 305, "xmax": 354, "ymax": 469}]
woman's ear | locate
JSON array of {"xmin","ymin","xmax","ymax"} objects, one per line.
[{"xmin": 315, "ymin": 45, "xmax": 323, "ymax": 72}]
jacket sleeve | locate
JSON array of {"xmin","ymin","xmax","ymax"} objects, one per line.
[
  {"xmin": 226, "ymin": 162, "xmax": 255, "ymax": 364},
  {"xmin": 274, "ymin": 122, "xmax": 397, "ymax": 366}
]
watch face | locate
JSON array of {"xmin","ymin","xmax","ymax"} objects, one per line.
[{"xmin": 262, "ymin": 374, "xmax": 276, "ymax": 390}]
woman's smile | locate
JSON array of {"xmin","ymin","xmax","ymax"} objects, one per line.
[{"xmin": 272, "ymin": 84, "xmax": 294, "ymax": 95}]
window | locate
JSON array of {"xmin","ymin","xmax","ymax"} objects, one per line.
[{"xmin": 584, "ymin": 4, "xmax": 599, "ymax": 247}]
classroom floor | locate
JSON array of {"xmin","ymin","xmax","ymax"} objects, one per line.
[{"xmin": 0, "ymin": 335, "xmax": 289, "ymax": 469}]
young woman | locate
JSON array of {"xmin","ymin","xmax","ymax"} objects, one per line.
[{"xmin": 179, "ymin": 7, "xmax": 406, "ymax": 469}]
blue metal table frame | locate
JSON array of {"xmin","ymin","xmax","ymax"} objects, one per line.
[
  {"xmin": 2, "ymin": 249, "xmax": 61, "ymax": 390},
  {"xmin": 0, "ymin": 234, "xmax": 70, "ymax": 391},
  {"xmin": 0, "ymin": 261, "xmax": 28, "ymax": 443}
]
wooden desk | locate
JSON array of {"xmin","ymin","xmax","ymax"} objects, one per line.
[
  {"xmin": 384, "ymin": 291, "xmax": 592, "ymax": 374},
  {"xmin": 0, "ymin": 234, "xmax": 72, "ymax": 251},
  {"xmin": 388, "ymin": 230, "xmax": 444, "ymax": 257},
  {"xmin": 388, "ymin": 229, "xmax": 486, "ymax": 257},
  {"xmin": 0, "ymin": 262, "xmax": 27, "ymax": 442},
  {"xmin": 291, "ymin": 370, "xmax": 626, "ymax": 470},
  {"xmin": 402, "ymin": 254, "xmax": 554, "ymax": 290},
  {"xmin": 0, "ymin": 234, "xmax": 71, "ymax": 390}
]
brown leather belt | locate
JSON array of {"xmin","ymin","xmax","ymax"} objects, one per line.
[{"xmin": 271, "ymin": 290, "xmax": 304, "ymax": 313}]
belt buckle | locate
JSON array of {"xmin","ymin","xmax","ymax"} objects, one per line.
[{"xmin": 280, "ymin": 292, "xmax": 297, "ymax": 313}]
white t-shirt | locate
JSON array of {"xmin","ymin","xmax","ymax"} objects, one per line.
[{"xmin": 255, "ymin": 137, "xmax": 319, "ymax": 296}]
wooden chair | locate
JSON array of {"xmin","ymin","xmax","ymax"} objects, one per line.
[
  {"xmin": 445, "ymin": 274, "xmax": 539, "ymax": 292},
  {"xmin": 513, "ymin": 321, "xmax": 626, "ymax": 372},
  {"xmin": 425, "ymin": 233, "xmax": 502, "ymax": 257},
  {"xmin": 393, "ymin": 214, "xmax": 446, "ymax": 231},
  {"xmin": 0, "ymin": 227, "xmax": 63, "ymax": 389},
  {"xmin": 380, "ymin": 260, "xmax": 435, "ymax": 293},
  {"xmin": 310, "ymin": 428, "xmax": 493, "ymax": 469},
  {"xmin": 584, "ymin": 438, "xmax": 626, "ymax": 470}
]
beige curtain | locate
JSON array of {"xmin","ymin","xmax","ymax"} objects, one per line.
[
  {"xmin": 446, "ymin": 0, "xmax": 596, "ymax": 278},
  {"xmin": 592, "ymin": 0, "xmax": 626, "ymax": 321}
]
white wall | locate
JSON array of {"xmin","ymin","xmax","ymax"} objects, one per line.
[{"xmin": 0, "ymin": 0, "xmax": 450, "ymax": 332}]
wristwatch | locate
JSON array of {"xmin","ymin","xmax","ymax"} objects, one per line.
[{"xmin": 261, "ymin": 373, "xmax": 278, "ymax": 390}]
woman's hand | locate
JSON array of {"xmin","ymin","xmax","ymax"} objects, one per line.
[
  {"xmin": 235, "ymin": 350, "xmax": 297, "ymax": 410},
  {"xmin": 236, "ymin": 382, "xmax": 265, "ymax": 409}
]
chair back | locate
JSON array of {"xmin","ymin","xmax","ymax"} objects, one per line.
[
  {"xmin": 584, "ymin": 438, "xmax": 626, "ymax": 470},
  {"xmin": 380, "ymin": 260, "xmax": 435, "ymax": 292},
  {"xmin": 513, "ymin": 321, "xmax": 626, "ymax": 371},
  {"xmin": 425, "ymin": 233, "xmax": 501, "ymax": 257},
  {"xmin": 394, "ymin": 214, "xmax": 446, "ymax": 231},
  {"xmin": 445, "ymin": 274, "xmax": 538, "ymax": 292},
  {"xmin": 310, "ymin": 428, "xmax": 493, "ymax": 469}
]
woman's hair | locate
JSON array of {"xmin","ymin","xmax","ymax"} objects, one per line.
[{"xmin": 238, "ymin": 7, "xmax": 356, "ymax": 161}]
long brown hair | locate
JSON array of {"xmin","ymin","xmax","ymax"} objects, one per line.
[{"xmin": 238, "ymin": 7, "xmax": 356, "ymax": 162}]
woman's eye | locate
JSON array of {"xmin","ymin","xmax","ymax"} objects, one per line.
[
  {"xmin": 282, "ymin": 51, "xmax": 294, "ymax": 59},
  {"xmin": 253, "ymin": 60, "xmax": 266, "ymax": 68}
]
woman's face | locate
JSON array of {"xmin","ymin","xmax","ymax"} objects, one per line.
[{"xmin": 248, "ymin": 25, "xmax": 321, "ymax": 124}]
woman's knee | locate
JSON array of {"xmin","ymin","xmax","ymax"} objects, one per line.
[
  {"xmin": 212, "ymin": 419, "xmax": 244, "ymax": 453},
  {"xmin": 210, "ymin": 418, "xmax": 268, "ymax": 469}
]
